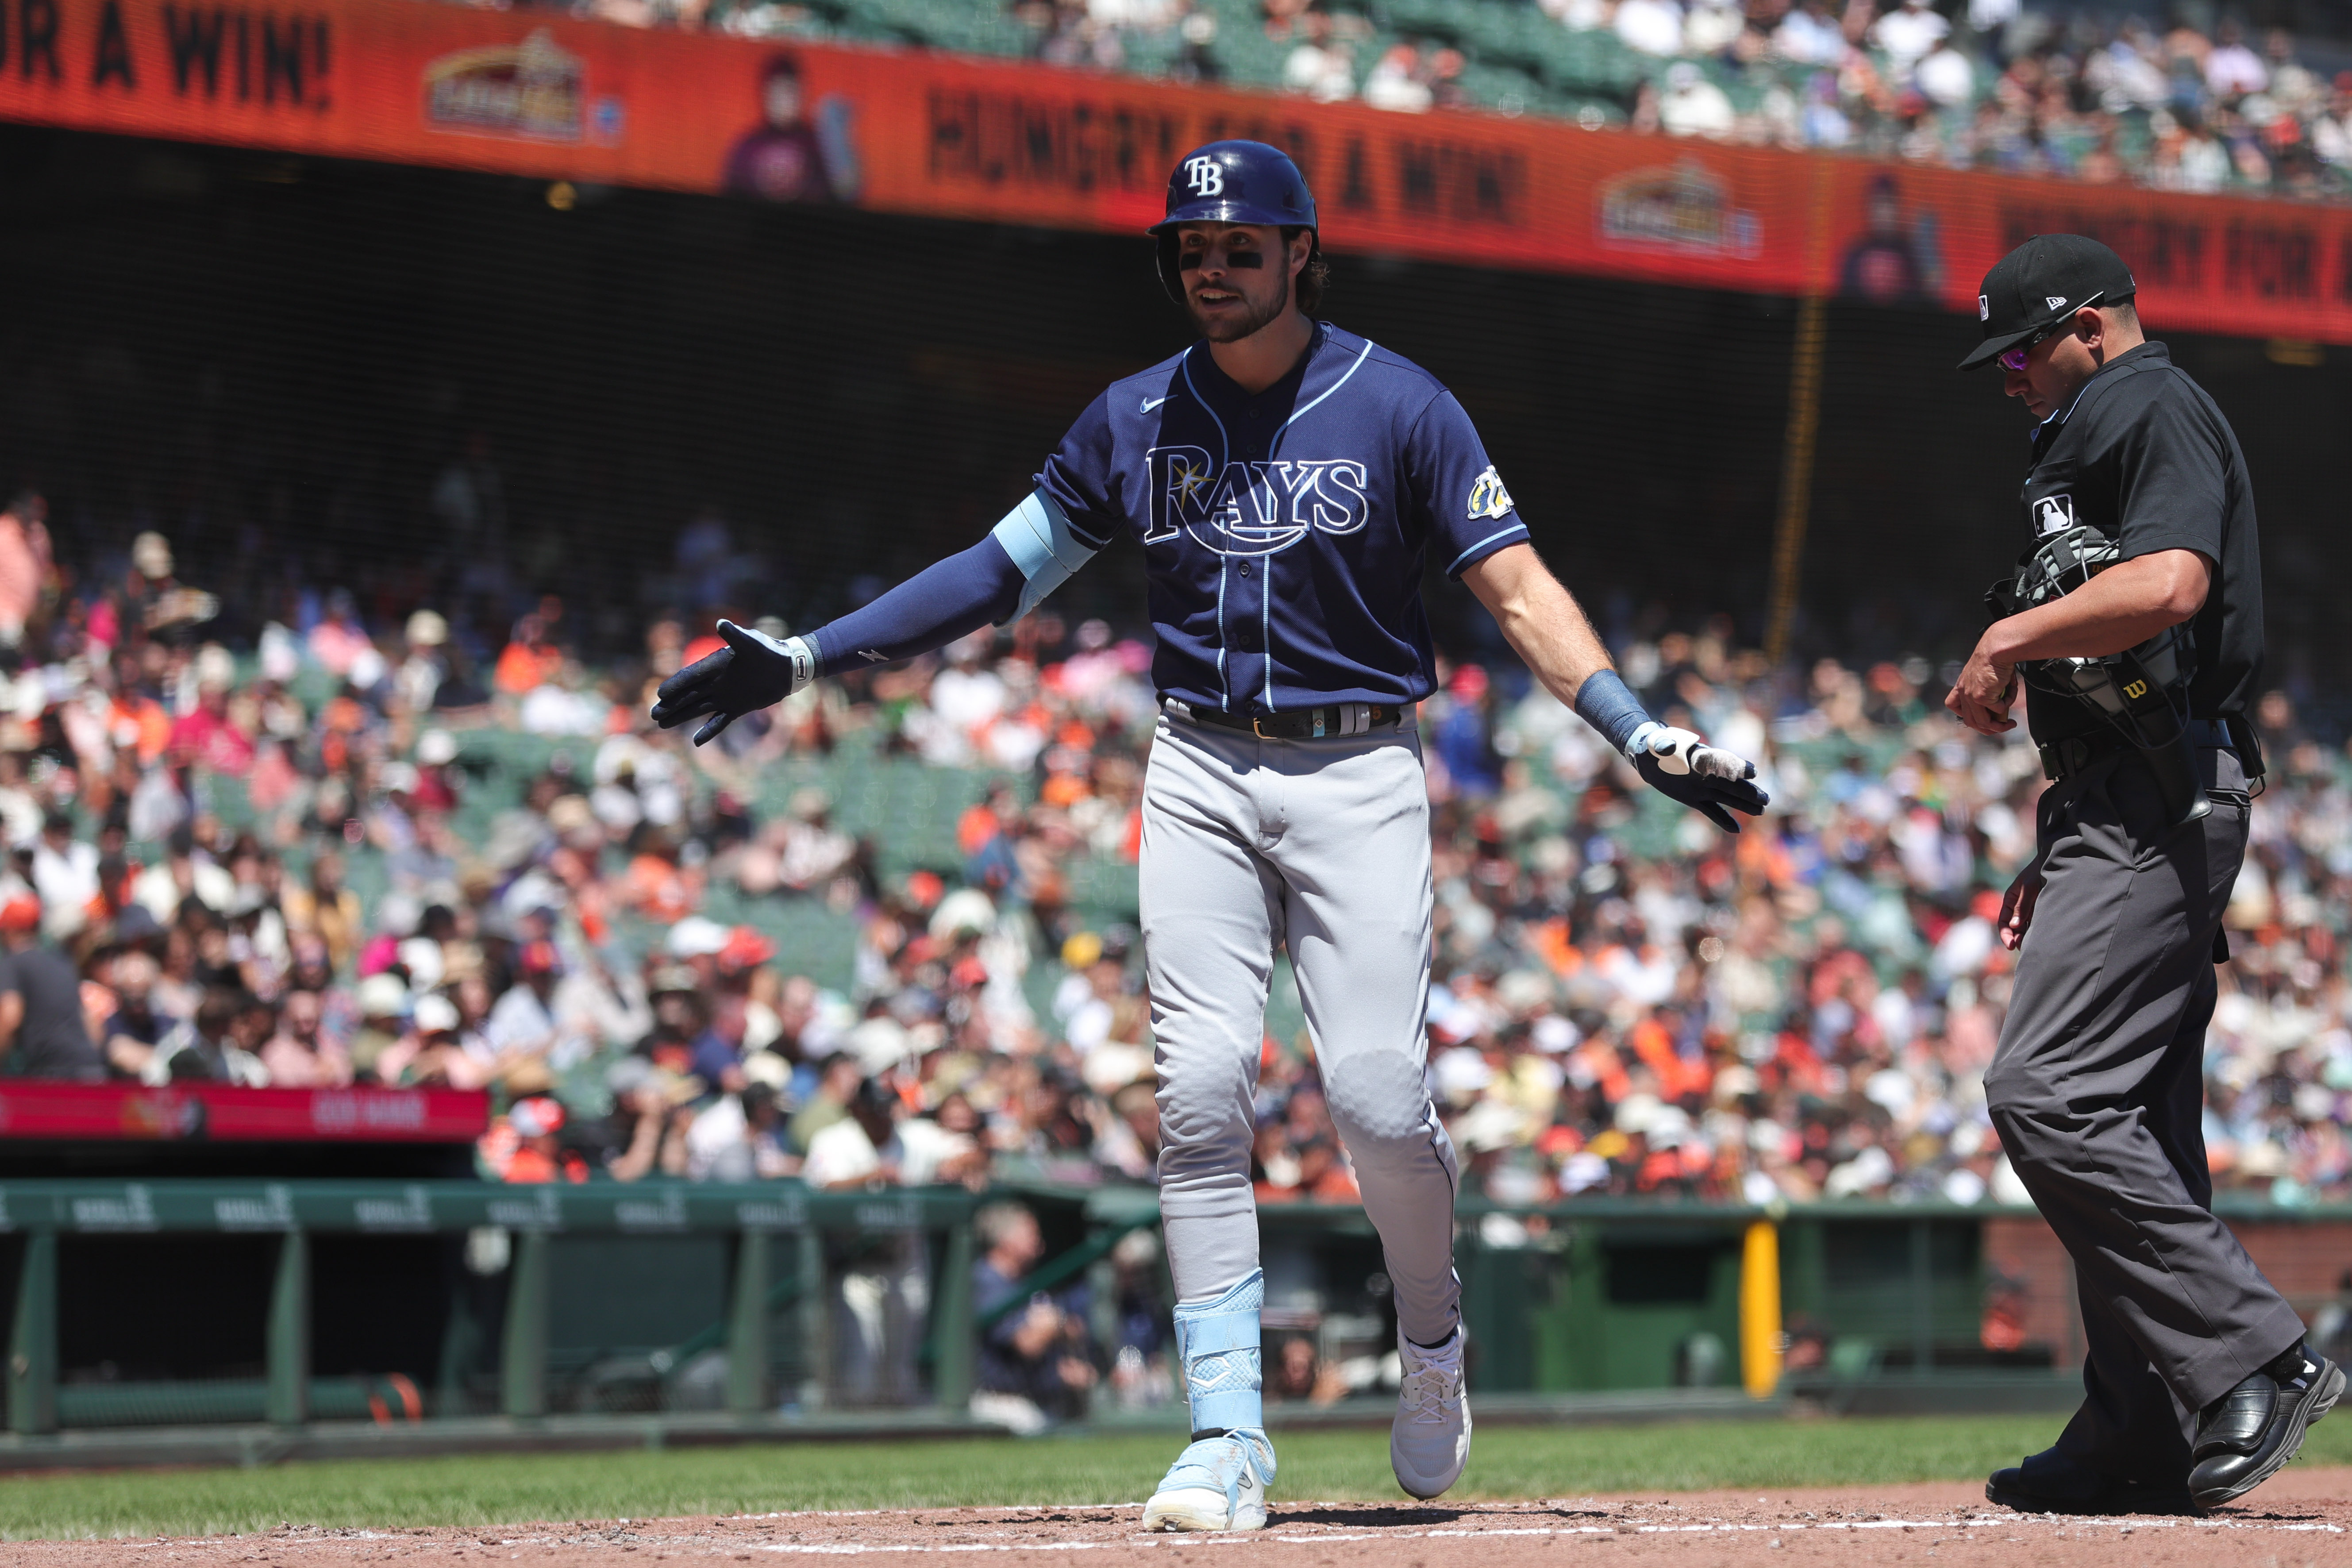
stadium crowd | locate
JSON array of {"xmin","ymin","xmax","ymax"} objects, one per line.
[
  {"xmin": 4, "ymin": 504, "xmax": 2347, "ymax": 1214},
  {"xmin": 1246, "ymin": 0, "xmax": 2352, "ymax": 205},
  {"xmin": 480, "ymin": 0, "xmax": 2352, "ymax": 203}
]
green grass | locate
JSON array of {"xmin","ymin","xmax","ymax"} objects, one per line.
[{"xmin": 10, "ymin": 1415, "xmax": 2352, "ymax": 1541}]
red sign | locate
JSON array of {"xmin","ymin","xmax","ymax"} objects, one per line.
[
  {"xmin": 0, "ymin": 1082, "xmax": 489, "ymax": 1142},
  {"xmin": 0, "ymin": 0, "xmax": 2345, "ymax": 342}
]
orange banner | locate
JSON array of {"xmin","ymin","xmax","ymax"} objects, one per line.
[{"xmin": 0, "ymin": 0, "xmax": 2348, "ymax": 341}]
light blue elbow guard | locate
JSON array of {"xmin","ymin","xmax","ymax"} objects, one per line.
[
  {"xmin": 1173, "ymin": 1269, "xmax": 1264, "ymax": 1437},
  {"xmin": 989, "ymin": 490, "xmax": 1097, "ymax": 624}
]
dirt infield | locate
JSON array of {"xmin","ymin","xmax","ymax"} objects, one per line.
[{"xmin": 15, "ymin": 1470, "xmax": 2352, "ymax": 1567}]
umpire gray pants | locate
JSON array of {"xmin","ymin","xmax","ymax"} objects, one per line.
[
  {"xmin": 1985, "ymin": 745, "xmax": 2306, "ymax": 1479},
  {"xmin": 1141, "ymin": 708, "xmax": 1462, "ymax": 1347}
]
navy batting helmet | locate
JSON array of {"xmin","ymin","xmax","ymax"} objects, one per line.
[{"xmin": 1149, "ymin": 140, "xmax": 1319, "ymax": 304}]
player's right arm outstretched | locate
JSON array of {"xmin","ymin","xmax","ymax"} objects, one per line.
[
  {"xmin": 650, "ymin": 489, "xmax": 1102, "ymax": 744},
  {"xmin": 1463, "ymin": 543, "xmax": 1767, "ymax": 833}
]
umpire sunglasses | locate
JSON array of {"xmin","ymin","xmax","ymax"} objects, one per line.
[{"xmin": 1997, "ymin": 292, "xmax": 2106, "ymax": 372}]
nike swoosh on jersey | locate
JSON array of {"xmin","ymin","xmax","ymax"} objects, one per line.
[{"xmin": 1141, "ymin": 396, "xmax": 1170, "ymax": 412}]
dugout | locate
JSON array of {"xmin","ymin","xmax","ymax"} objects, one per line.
[
  {"xmin": 15, "ymin": 1179, "xmax": 2352, "ymax": 1448},
  {"xmin": 0, "ymin": 1182, "xmax": 985, "ymax": 1436}
]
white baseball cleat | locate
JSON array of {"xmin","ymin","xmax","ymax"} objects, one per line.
[
  {"xmin": 1141, "ymin": 1429, "xmax": 1275, "ymax": 1531},
  {"xmin": 1390, "ymin": 1328, "xmax": 1471, "ymax": 1499}
]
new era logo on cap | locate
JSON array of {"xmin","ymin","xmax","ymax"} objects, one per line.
[{"xmin": 2046, "ymin": 296, "xmax": 2069, "ymax": 308}]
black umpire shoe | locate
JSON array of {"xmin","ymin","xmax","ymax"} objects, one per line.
[
  {"xmin": 1985, "ymin": 1447, "xmax": 2194, "ymax": 1516},
  {"xmin": 2188, "ymin": 1341, "xmax": 2346, "ymax": 1510}
]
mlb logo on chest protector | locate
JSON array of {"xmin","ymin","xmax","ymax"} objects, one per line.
[
  {"xmin": 2033, "ymin": 493, "xmax": 2076, "ymax": 536},
  {"xmin": 1184, "ymin": 157, "xmax": 1224, "ymax": 197}
]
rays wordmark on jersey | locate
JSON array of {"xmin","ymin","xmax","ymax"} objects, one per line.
[{"xmin": 1144, "ymin": 447, "xmax": 1370, "ymax": 556}]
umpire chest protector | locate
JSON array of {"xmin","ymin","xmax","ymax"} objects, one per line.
[{"xmin": 2002, "ymin": 343, "xmax": 2265, "ymax": 757}]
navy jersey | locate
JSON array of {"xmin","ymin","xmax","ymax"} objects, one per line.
[{"xmin": 1037, "ymin": 323, "xmax": 1528, "ymax": 714}]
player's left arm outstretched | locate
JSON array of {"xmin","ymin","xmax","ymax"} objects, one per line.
[{"xmin": 1462, "ymin": 543, "xmax": 1767, "ymax": 832}]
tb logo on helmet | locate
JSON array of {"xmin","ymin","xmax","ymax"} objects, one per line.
[{"xmin": 1183, "ymin": 157, "xmax": 1225, "ymax": 198}]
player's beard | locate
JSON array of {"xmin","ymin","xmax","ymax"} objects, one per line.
[{"xmin": 1189, "ymin": 265, "xmax": 1290, "ymax": 343}]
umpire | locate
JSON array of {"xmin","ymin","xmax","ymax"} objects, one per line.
[{"xmin": 1946, "ymin": 235, "xmax": 2339, "ymax": 1515}]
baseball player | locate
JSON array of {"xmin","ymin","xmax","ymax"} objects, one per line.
[
  {"xmin": 653, "ymin": 141, "xmax": 1766, "ymax": 1529},
  {"xmin": 1952, "ymin": 235, "xmax": 2337, "ymax": 1515}
]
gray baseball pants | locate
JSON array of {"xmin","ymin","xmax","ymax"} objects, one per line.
[
  {"xmin": 1141, "ymin": 708, "xmax": 1462, "ymax": 1347},
  {"xmin": 1985, "ymin": 745, "xmax": 2306, "ymax": 1480}
]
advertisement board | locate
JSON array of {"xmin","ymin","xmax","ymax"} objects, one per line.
[{"xmin": 0, "ymin": 0, "xmax": 2346, "ymax": 341}]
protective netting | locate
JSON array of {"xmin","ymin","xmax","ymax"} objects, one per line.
[{"xmin": 0, "ymin": 121, "xmax": 2345, "ymax": 701}]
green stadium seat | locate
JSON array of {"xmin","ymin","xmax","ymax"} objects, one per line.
[{"xmin": 1453, "ymin": 59, "xmax": 1545, "ymax": 115}]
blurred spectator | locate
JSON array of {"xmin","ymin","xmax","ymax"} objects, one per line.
[
  {"xmin": 348, "ymin": 973, "xmax": 411, "ymax": 1082},
  {"xmin": 1364, "ymin": 42, "xmax": 1434, "ymax": 114},
  {"xmin": 8, "ymin": 486, "xmax": 2352, "ymax": 1222},
  {"xmin": 971, "ymin": 1200, "xmax": 1097, "ymax": 1432},
  {"xmin": 1838, "ymin": 174, "xmax": 1937, "ymax": 302},
  {"xmin": 1776, "ymin": 0, "xmax": 1848, "ymax": 67},
  {"xmin": 1282, "ymin": 11, "xmax": 1355, "ymax": 102},
  {"xmin": 1870, "ymin": 0, "xmax": 1948, "ymax": 85},
  {"xmin": 789, "ymin": 1050, "xmax": 865, "ymax": 1154},
  {"xmin": 282, "ymin": 851, "xmax": 364, "ymax": 973},
  {"xmin": 1659, "ymin": 60, "xmax": 1738, "ymax": 138},
  {"xmin": 687, "ymin": 1077, "xmax": 798, "ymax": 1180},
  {"xmin": 482, "ymin": 940, "xmax": 582, "ymax": 1085},
  {"xmin": 602, "ymin": 1056, "xmax": 698, "ymax": 1180},
  {"xmin": 32, "ymin": 813, "xmax": 100, "ymax": 941},
  {"xmin": 259, "ymin": 986, "xmax": 353, "ymax": 1086},
  {"xmin": 1103, "ymin": 1226, "xmax": 1176, "ymax": 1410},
  {"xmin": 803, "ymin": 1071, "xmax": 985, "ymax": 1188},
  {"xmin": 0, "ymin": 895, "xmax": 103, "ymax": 1080},
  {"xmin": 721, "ymin": 54, "xmax": 850, "ymax": 203},
  {"xmin": 125, "ymin": 531, "xmax": 217, "ymax": 642},
  {"xmin": 491, "ymin": 1096, "xmax": 589, "ymax": 1183},
  {"xmin": 97, "ymin": 947, "xmax": 173, "ymax": 1079},
  {"xmin": 1615, "ymin": 0, "xmax": 1685, "ymax": 57},
  {"xmin": 2206, "ymin": 20, "xmax": 2267, "ymax": 100},
  {"xmin": 145, "ymin": 987, "xmax": 268, "ymax": 1086},
  {"xmin": 0, "ymin": 492, "xmax": 54, "ymax": 653},
  {"xmin": 372, "ymin": 992, "xmax": 478, "ymax": 1088}
]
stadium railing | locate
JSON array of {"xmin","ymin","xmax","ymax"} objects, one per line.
[{"xmin": 7, "ymin": 1180, "xmax": 2344, "ymax": 1446}]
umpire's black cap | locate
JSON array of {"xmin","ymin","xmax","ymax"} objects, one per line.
[{"xmin": 1958, "ymin": 234, "xmax": 2138, "ymax": 371}]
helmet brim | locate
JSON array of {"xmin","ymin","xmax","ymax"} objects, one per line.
[{"xmin": 1148, "ymin": 204, "xmax": 1315, "ymax": 235}]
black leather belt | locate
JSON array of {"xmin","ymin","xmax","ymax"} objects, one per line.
[
  {"xmin": 1167, "ymin": 699, "xmax": 1405, "ymax": 741},
  {"xmin": 2038, "ymin": 717, "xmax": 2235, "ymax": 783}
]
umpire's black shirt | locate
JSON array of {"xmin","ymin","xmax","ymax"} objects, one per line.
[{"xmin": 2019, "ymin": 340, "xmax": 2263, "ymax": 744}]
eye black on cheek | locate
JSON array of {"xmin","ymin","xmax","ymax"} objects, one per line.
[{"xmin": 1227, "ymin": 252, "xmax": 1264, "ymax": 269}]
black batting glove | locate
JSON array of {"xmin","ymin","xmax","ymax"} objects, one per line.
[
  {"xmin": 649, "ymin": 619, "xmax": 812, "ymax": 746},
  {"xmin": 1627, "ymin": 723, "xmax": 1770, "ymax": 834}
]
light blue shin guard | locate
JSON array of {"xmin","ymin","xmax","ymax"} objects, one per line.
[{"xmin": 1174, "ymin": 1269, "xmax": 1265, "ymax": 1438}]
